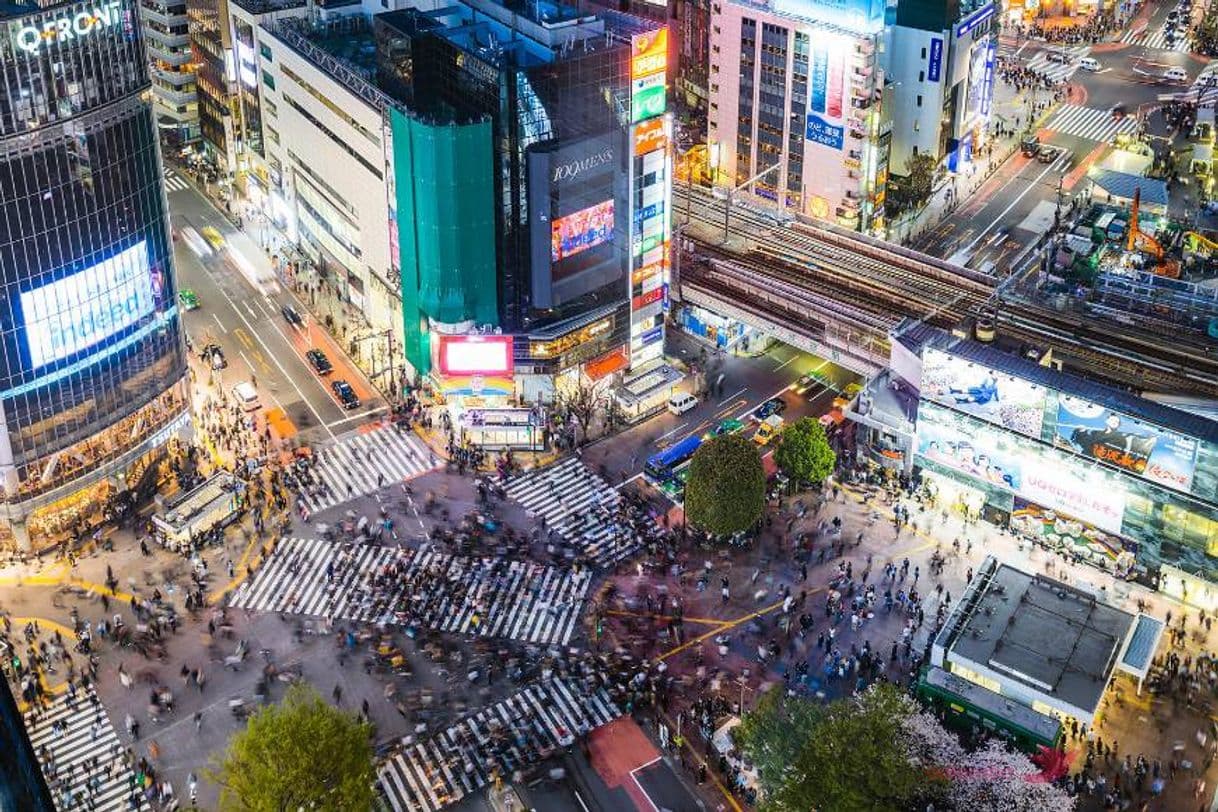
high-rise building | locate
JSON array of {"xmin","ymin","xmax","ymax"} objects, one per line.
[
  {"xmin": 138, "ymin": 0, "xmax": 200, "ymax": 144},
  {"xmin": 707, "ymin": 0, "xmax": 891, "ymax": 233},
  {"xmin": 885, "ymin": 0, "xmax": 996, "ymax": 178},
  {"xmin": 0, "ymin": 0, "xmax": 191, "ymax": 551},
  {"xmin": 188, "ymin": 0, "xmax": 237, "ymax": 171},
  {"xmin": 253, "ymin": 0, "xmax": 671, "ymax": 428}
]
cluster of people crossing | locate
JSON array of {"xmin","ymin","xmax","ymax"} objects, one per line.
[
  {"xmin": 378, "ymin": 677, "xmax": 620, "ymax": 811},
  {"xmin": 23, "ymin": 688, "xmax": 147, "ymax": 811},
  {"xmin": 229, "ymin": 537, "xmax": 591, "ymax": 646},
  {"xmin": 296, "ymin": 426, "xmax": 437, "ymax": 515},
  {"xmin": 504, "ymin": 456, "xmax": 666, "ymax": 568}
]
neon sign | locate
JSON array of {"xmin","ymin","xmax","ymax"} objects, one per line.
[{"xmin": 13, "ymin": 2, "xmax": 122, "ymax": 55}]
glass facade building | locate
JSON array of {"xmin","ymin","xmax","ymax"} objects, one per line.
[
  {"xmin": 912, "ymin": 343, "xmax": 1218, "ymax": 604},
  {"xmin": 0, "ymin": 0, "xmax": 190, "ymax": 550}
]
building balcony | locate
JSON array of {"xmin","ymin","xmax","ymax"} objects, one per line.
[
  {"xmin": 152, "ymin": 65, "xmax": 195, "ymax": 84},
  {"xmin": 145, "ymin": 40, "xmax": 190, "ymax": 64},
  {"xmin": 154, "ymin": 83, "xmax": 197, "ymax": 106},
  {"xmin": 138, "ymin": 3, "xmax": 186, "ymax": 27},
  {"xmin": 854, "ymin": 39, "xmax": 875, "ymax": 55},
  {"xmin": 144, "ymin": 27, "xmax": 190, "ymax": 49}
]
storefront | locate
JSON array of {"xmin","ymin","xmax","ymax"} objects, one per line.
[
  {"xmin": 613, "ymin": 363, "xmax": 685, "ymax": 422},
  {"xmin": 458, "ymin": 408, "xmax": 545, "ymax": 451},
  {"xmin": 678, "ymin": 304, "xmax": 772, "ymax": 353}
]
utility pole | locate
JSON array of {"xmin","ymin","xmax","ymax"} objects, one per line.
[{"xmin": 721, "ymin": 162, "xmax": 783, "ymax": 241}]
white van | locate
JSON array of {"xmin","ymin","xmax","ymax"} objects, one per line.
[
  {"xmin": 1164, "ymin": 67, "xmax": 1188, "ymax": 83},
  {"xmin": 233, "ymin": 381, "xmax": 261, "ymax": 411},
  {"xmin": 1078, "ymin": 57, "xmax": 1101, "ymax": 72},
  {"xmin": 667, "ymin": 392, "xmax": 698, "ymax": 415}
]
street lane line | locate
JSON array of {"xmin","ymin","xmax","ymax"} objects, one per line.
[
  {"xmin": 211, "ymin": 312, "xmax": 227, "ymax": 333},
  {"xmin": 772, "ymin": 355, "xmax": 796, "ymax": 371},
  {"xmin": 717, "ymin": 386, "xmax": 747, "ymax": 405},
  {"xmin": 656, "ymin": 421, "xmax": 688, "ymax": 442},
  {"xmin": 615, "ymin": 471, "xmax": 644, "ymax": 490},
  {"xmin": 960, "ymin": 150, "xmax": 1071, "ymax": 256}
]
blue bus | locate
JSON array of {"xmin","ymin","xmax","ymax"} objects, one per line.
[{"xmin": 645, "ymin": 434, "xmax": 703, "ymax": 483}]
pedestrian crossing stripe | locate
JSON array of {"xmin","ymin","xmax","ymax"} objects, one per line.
[
  {"xmin": 1024, "ymin": 46, "xmax": 1089, "ymax": 84},
  {"xmin": 378, "ymin": 678, "xmax": 621, "ymax": 812},
  {"xmin": 1121, "ymin": 28, "xmax": 1191, "ymax": 53},
  {"xmin": 1042, "ymin": 104, "xmax": 1139, "ymax": 143},
  {"xmin": 22, "ymin": 687, "xmax": 147, "ymax": 811},
  {"xmin": 228, "ymin": 537, "xmax": 591, "ymax": 645},
  {"xmin": 504, "ymin": 456, "xmax": 642, "ymax": 567},
  {"xmin": 162, "ymin": 171, "xmax": 189, "ymax": 193},
  {"xmin": 300, "ymin": 425, "xmax": 437, "ymax": 514}
]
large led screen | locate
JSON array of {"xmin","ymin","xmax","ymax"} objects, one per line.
[
  {"xmin": 1053, "ymin": 395, "xmax": 1197, "ymax": 492},
  {"xmin": 437, "ymin": 335, "xmax": 514, "ymax": 377},
  {"xmin": 916, "ymin": 402, "xmax": 1128, "ymax": 534},
  {"xmin": 551, "ymin": 200, "xmax": 615, "ymax": 264},
  {"xmin": 22, "ymin": 241, "xmax": 155, "ymax": 368},
  {"xmin": 920, "ymin": 348, "xmax": 1047, "ymax": 438}
]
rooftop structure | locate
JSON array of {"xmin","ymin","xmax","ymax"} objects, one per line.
[{"xmin": 932, "ymin": 556, "xmax": 1138, "ymax": 723}]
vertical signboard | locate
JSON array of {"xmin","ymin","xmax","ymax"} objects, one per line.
[
  {"xmin": 805, "ymin": 40, "xmax": 846, "ymax": 151},
  {"xmin": 629, "ymin": 28, "xmax": 671, "ymax": 369},
  {"xmin": 927, "ymin": 37, "xmax": 943, "ymax": 83}
]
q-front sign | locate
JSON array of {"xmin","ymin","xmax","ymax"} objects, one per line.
[{"xmin": 14, "ymin": 2, "xmax": 122, "ymax": 56}]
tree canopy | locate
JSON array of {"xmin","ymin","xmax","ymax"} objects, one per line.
[
  {"xmin": 735, "ymin": 683, "xmax": 1075, "ymax": 812},
  {"xmin": 684, "ymin": 434, "xmax": 766, "ymax": 535},
  {"xmin": 209, "ymin": 684, "xmax": 377, "ymax": 812},
  {"xmin": 773, "ymin": 417, "xmax": 836, "ymax": 486},
  {"xmin": 888, "ymin": 152, "xmax": 939, "ymax": 214}
]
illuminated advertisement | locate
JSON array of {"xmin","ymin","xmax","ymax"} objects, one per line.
[
  {"xmin": 12, "ymin": 1, "xmax": 123, "ymax": 55},
  {"xmin": 437, "ymin": 335, "xmax": 514, "ymax": 377},
  {"xmin": 806, "ymin": 41, "xmax": 847, "ymax": 151},
  {"xmin": 1054, "ymin": 396, "xmax": 1197, "ymax": 492},
  {"xmin": 965, "ymin": 41, "xmax": 990, "ymax": 122},
  {"xmin": 920, "ymin": 348, "xmax": 1047, "ymax": 437},
  {"xmin": 627, "ymin": 32, "xmax": 670, "ymax": 369},
  {"xmin": 771, "ymin": 0, "xmax": 885, "ymax": 34},
  {"xmin": 631, "ymin": 30, "xmax": 668, "ymax": 123},
  {"xmin": 22, "ymin": 241, "xmax": 155, "ymax": 368},
  {"xmin": 551, "ymin": 200, "xmax": 614, "ymax": 263},
  {"xmin": 917, "ymin": 402, "xmax": 1128, "ymax": 534}
]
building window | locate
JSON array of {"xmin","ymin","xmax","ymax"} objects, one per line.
[
  {"xmin": 916, "ymin": 95, "xmax": 922, "ymax": 107},
  {"xmin": 260, "ymin": 43, "xmax": 272, "ymax": 61},
  {"xmin": 262, "ymin": 72, "xmax": 276, "ymax": 91},
  {"xmin": 919, "ymin": 70, "xmax": 924, "ymax": 82},
  {"xmin": 921, "ymin": 47, "xmax": 926, "ymax": 59}
]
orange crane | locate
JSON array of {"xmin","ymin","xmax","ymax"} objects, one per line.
[{"xmin": 1126, "ymin": 188, "xmax": 1179, "ymax": 278}]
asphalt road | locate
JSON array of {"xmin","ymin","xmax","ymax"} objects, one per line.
[
  {"xmin": 167, "ymin": 175, "xmax": 385, "ymax": 444},
  {"xmin": 918, "ymin": 0, "xmax": 1212, "ymax": 272}
]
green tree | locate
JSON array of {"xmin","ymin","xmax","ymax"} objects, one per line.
[
  {"xmin": 733, "ymin": 689, "xmax": 826, "ymax": 797},
  {"xmin": 209, "ymin": 684, "xmax": 377, "ymax": 811},
  {"xmin": 684, "ymin": 434, "xmax": 765, "ymax": 536},
  {"xmin": 888, "ymin": 152, "xmax": 939, "ymax": 214},
  {"xmin": 773, "ymin": 417, "xmax": 836, "ymax": 487},
  {"xmin": 736, "ymin": 684, "xmax": 936, "ymax": 812}
]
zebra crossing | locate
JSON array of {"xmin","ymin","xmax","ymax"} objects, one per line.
[
  {"xmin": 1121, "ymin": 27, "xmax": 1191, "ymax": 53},
  {"xmin": 300, "ymin": 425, "xmax": 436, "ymax": 513},
  {"xmin": 1025, "ymin": 47, "xmax": 1088, "ymax": 83},
  {"xmin": 162, "ymin": 170, "xmax": 189, "ymax": 193},
  {"xmin": 23, "ymin": 687, "xmax": 145, "ymax": 811},
  {"xmin": 1043, "ymin": 104, "xmax": 1139, "ymax": 143},
  {"xmin": 229, "ymin": 537, "xmax": 591, "ymax": 645},
  {"xmin": 378, "ymin": 678, "xmax": 621, "ymax": 812},
  {"xmin": 504, "ymin": 456, "xmax": 640, "ymax": 567}
]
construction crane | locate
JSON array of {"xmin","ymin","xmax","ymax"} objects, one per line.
[{"xmin": 1126, "ymin": 188, "xmax": 1180, "ymax": 278}]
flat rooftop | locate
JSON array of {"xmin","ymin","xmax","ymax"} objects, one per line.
[{"xmin": 941, "ymin": 560, "xmax": 1135, "ymax": 715}]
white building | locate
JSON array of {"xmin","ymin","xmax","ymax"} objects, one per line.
[
  {"xmin": 707, "ymin": 0, "xmax": 891, "ymax": 233},
  {"xmin": 885, "ymin": 0, "xmax": 996, "ymax": 177},
  {"xmin": 253, "ymin": 6, "xmax": 405, "ymax": 363}
]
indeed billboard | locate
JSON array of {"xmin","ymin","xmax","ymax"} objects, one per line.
[{"xmin": 22, "ymin": 241, "xmax": 156, "ymax": 368}]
